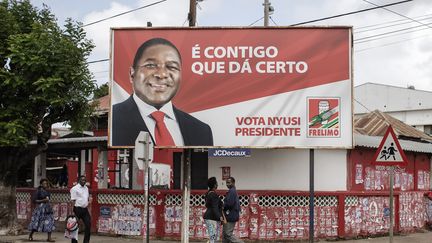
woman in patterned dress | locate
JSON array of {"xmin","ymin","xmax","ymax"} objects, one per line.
[
  {"xmin": 203, "ymin": 177, "xmax": 224, "ymax": 243},
  {"xmin": 28, "ymin": 178, "xmax": 55, "ymax": 242}
]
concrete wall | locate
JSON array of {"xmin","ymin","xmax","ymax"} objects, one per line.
[
  {"xmin": 355, "ymin": 83, "xmax": 432, "ymax": 114},
  {"xmin": 208, "ymin": 149, "xmax": 347, "ymax": 191},
  {"xmin": 389, "ymin": 110, "xmax": 432, "ymax": 127}
]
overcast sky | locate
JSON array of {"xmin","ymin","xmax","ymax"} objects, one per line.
[{"xmin": 30, "ymin": 0, "xmax": 432, "ymax": 91}]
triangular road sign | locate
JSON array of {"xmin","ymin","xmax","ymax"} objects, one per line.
[{"xmin": 372, "ymin": 125, "xmax": 409, "ymax": 166}]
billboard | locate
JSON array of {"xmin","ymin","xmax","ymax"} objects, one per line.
[{"xmin": 109, "ymin": 27, "xmax": 353, "ymax": 148}]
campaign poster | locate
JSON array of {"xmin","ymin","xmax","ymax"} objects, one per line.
[{"xmin": 109, "ymin": 27, "xmax": 352, "ymax": 148}]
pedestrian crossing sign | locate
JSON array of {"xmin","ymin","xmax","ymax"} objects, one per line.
[{"xmin": 372, "ymin": 125, "xmax": 408, "ymax": 166}]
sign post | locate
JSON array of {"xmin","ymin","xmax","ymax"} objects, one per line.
[
  {"xmin": 371, "ymin": 125, "xmax": 409, "ymax": 243},
  {"xmin": 135, "ymin": 132, "xmax": 153, "ymax": 243},
  {"xmin": 389, "ymin": 165, "xmax": 394, "ymax": 243}
]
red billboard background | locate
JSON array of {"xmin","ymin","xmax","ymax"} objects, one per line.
[{"xmin": 110, "ymin": 27, "xmax": 352, "ymax": 148}]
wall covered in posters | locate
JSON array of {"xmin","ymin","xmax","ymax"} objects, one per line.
[
  {"xmin": 97, "ymin": 204, "xmax": 156, "ymax": 236},
  {"xmin": 348, "ymin": 148, "xmax": 431, "ymax": 191}
]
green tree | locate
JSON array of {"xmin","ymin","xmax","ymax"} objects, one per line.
[
  {"xmin": 94, "ymin": 82, "xmax": 109, "ymax": 99},
  {"xmin": 0, "ymin": 0, "xmax": 95, "ymax": 233}
]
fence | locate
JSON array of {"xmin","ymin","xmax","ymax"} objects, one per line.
[{"xmin": 16, "ymin": 188, "xmax": 430, "ymax": 240}]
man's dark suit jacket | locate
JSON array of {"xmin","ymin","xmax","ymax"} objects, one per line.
[{"xmin": 111, "ymin": 96, "xmax": 213, "ymax": 147}]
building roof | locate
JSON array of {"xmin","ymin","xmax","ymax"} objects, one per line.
[
  {"xmin": 355, "ymin": 134, "xmax": 432, "ymax": 153},
  {"xmin": 355, "ymin": 82, "xmax": 432, "ymax": 94},
  {"xmin": 30, "ymin": 136, "xmax": 107, "ymax": 144},
  {"xmin": 354, "ymin": 110, "xmax": 432, "ymax": 143},
  {"xmin": 30, "ymin": 136, "xmax": 108, "ymax": 150},
  {"xmin": 354, "ymin": 82, "xmax": 432, "ymax": 114},
  {"xmin": 93, "ymin": 95, "xmax": 110, "ymax": 115}
]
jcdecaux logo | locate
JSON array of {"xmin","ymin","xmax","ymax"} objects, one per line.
[{"xmin": 208, "ymin": 149, "xmax": 251, "ymax": 157}]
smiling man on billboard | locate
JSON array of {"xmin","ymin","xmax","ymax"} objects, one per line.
[{"xmin": 111, "ymin": 37, "xmax": 213, "ymax": 147}]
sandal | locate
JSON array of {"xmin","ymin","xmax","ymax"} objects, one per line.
[{"xmin": 47, "ymin": 239, "xmax": 55, "ymax": 242}]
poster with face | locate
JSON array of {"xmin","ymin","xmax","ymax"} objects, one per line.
[{"xmin": 109, "ymin": 27, "xmax": 352, "ymax": 149}]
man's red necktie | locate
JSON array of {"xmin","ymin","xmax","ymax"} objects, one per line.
[{"xmin": 151, "ymin": 111, "xmax": 175, "ymax": 146}]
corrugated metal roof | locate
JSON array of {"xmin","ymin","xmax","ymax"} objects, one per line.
[
  {"xmin": 30, "ymin": 136, "xmax": 107, "ymax": 145},
  {"xmin": 354, "ymin": 110, "xmax": 432, "ymax": 142},
  {"xmin": 355, "ymin": 134, "xmax": 432, "ymax": 153}
]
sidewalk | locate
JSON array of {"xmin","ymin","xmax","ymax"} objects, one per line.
[{"xmin": 1, "ymin": 230, "xmax": 432, "ymax": 242}]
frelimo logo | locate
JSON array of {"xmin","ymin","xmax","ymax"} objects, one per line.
[{"xmin": 307, "ymin": 97, "xmax": 340, "ymax": 138}]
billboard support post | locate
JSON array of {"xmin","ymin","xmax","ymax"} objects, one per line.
[
  {"xmin": 135, "ymin": 132, "xmax": 152, "ymax": 243},
  {"xmin": 309, "ymin": 149, "xmax": 315, "ymax": 243},
  {"xmin": 181, "ymin": 149, "xmax": 191, "ymax": 243}
]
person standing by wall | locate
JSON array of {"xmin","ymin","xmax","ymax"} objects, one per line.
[
  {"xmin": 28, "ymin": 178, "xmax": 55, "ymax": 242},
  {"xmin": 203, "ymin": 177, "xmax": 224, "ymax": 243},
  {"xmin": 222, "ymin": 177, "xmax": 244, "ymax": 243},
  {"xmin": 58, "ymin": 164, "xmax": 68, "ymax": 188},
  {"xmin": 70, "ymin": 175, "xmax": 91, "ymax": 243}
]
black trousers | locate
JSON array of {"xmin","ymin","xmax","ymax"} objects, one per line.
[{"xmin": 72, "ymin": 206, "xmax": 91, "ymax": 243}]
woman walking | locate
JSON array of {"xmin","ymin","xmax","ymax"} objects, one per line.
[
  {"xmin": 28, "ymin": 178, "xmax": 55, "ymax": 242},
  {"xmin": 203, "ymin": 177, "xmax": 225, "ymax": 243}
]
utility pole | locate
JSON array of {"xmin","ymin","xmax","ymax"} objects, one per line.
[
  {"xmin": 181, "ymin": 150, "xmax": 192, "ymax": 243},
  {"xmin": 182, "ymin": 2, "xmax": 196, "ymax": 241},
  {"xmin": 189, "ymin": 0, "xmax": 197, "ymax": 27},
  {"xmin": 263, "ymin": 0, "xmax": 270, "ymax": 26}
]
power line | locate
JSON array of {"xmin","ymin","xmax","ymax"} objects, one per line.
[
  {"xmin": 355, "ymin": 15, "xmax": 432, "ymax": 34},
  {"xmin": 92, "ymin": 70, "xmax": 109, "ymax": 74},
  {"xmin": 354, "ymin": 22, "xmax": 432, "ymax": 43},
  {"xmin": 290, "ymin": 0, "xmax": 412, "ymax": 26},
  {"xmin": 87, "ymin": 59, "xmax": 109, "ymax": 64},
  {"xmin": 355, "ymin": 33, "xmax": 431, "ymax": 52},
  {"xmin": 269, "ymin": 16, "xmax": 278, "ymax": 26},
  {"xmin": 248, "ymin": 16, "xmax": 264, "ymax": 26},
  {"xmin": 362, "ymin": 0, "xmax": 432, "ymax": 30},
  {"xmin": 354, "ymin": 98, "xmax": 372, "ymax": 113},
  {"xmin": 182, "ymin": 17, "xmax": 188, "ymax": 27},
  {"xmin": 83, "ymin": 0, "xmax": 168, "ymax": 27},
  {"xmin": 355, "ymin": 14, "xmax": 432, "ymax": 33},
  {"xmin": 85, "ymin": 0, "xmax": 423, "ymax": 63}
]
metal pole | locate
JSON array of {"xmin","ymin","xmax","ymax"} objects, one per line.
[
  {"xmin": 118, "ymin": 155, "xmax": 122, "ymax": 188},
  {"xmin": 309, "ymin": 149, "xmax": 315, "ymax": 243},
  {"xmin": 138, "ymin": 137, "xmax": 151, "ymax": 243},
  {"xmin": 146, "ymin": 167, "xmax": 150, "ymax": 242},
  {"xmin": 189, "ymin": 0, "xmax": 197, "ymax": 27},
  {"xmin": 143, "ymin": 160, "xmax": 148, "ymax": 243},
  {"xmin": 181, "ymin": 149, "xmax": 192, "ymax": 243},
  {"xmin": 389, "ymin": 166, "xmax": 394, "ymax": 243},
  {"xmin": 129, "ymin": 149, "xmax": 133, "ymax": 189},
  {"xmin": 263, "ymin": 0, "xmax": 270, "ymax": 26}
]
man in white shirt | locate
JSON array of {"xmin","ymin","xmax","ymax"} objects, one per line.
[{"xmin": 70, "ymin": 175, "xmax": 91, "ymax": 243}]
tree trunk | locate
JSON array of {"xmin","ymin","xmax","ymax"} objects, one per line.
[
  {"xmin": 0, "ymin": 181, "xmax": 20, "ymax": 235},
  {"xmin": 0, "ymin": 146, "xmax": 43, "ymax": 235}
]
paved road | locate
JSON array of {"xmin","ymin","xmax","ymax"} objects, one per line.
[{"xmin": 1, "ymin": 230, "xmax": 432, "ymax": 242}]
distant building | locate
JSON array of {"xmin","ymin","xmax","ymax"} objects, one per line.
[{"xmin": 355, "ymin": 83, "xmax": 432, "ymax": 135}]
